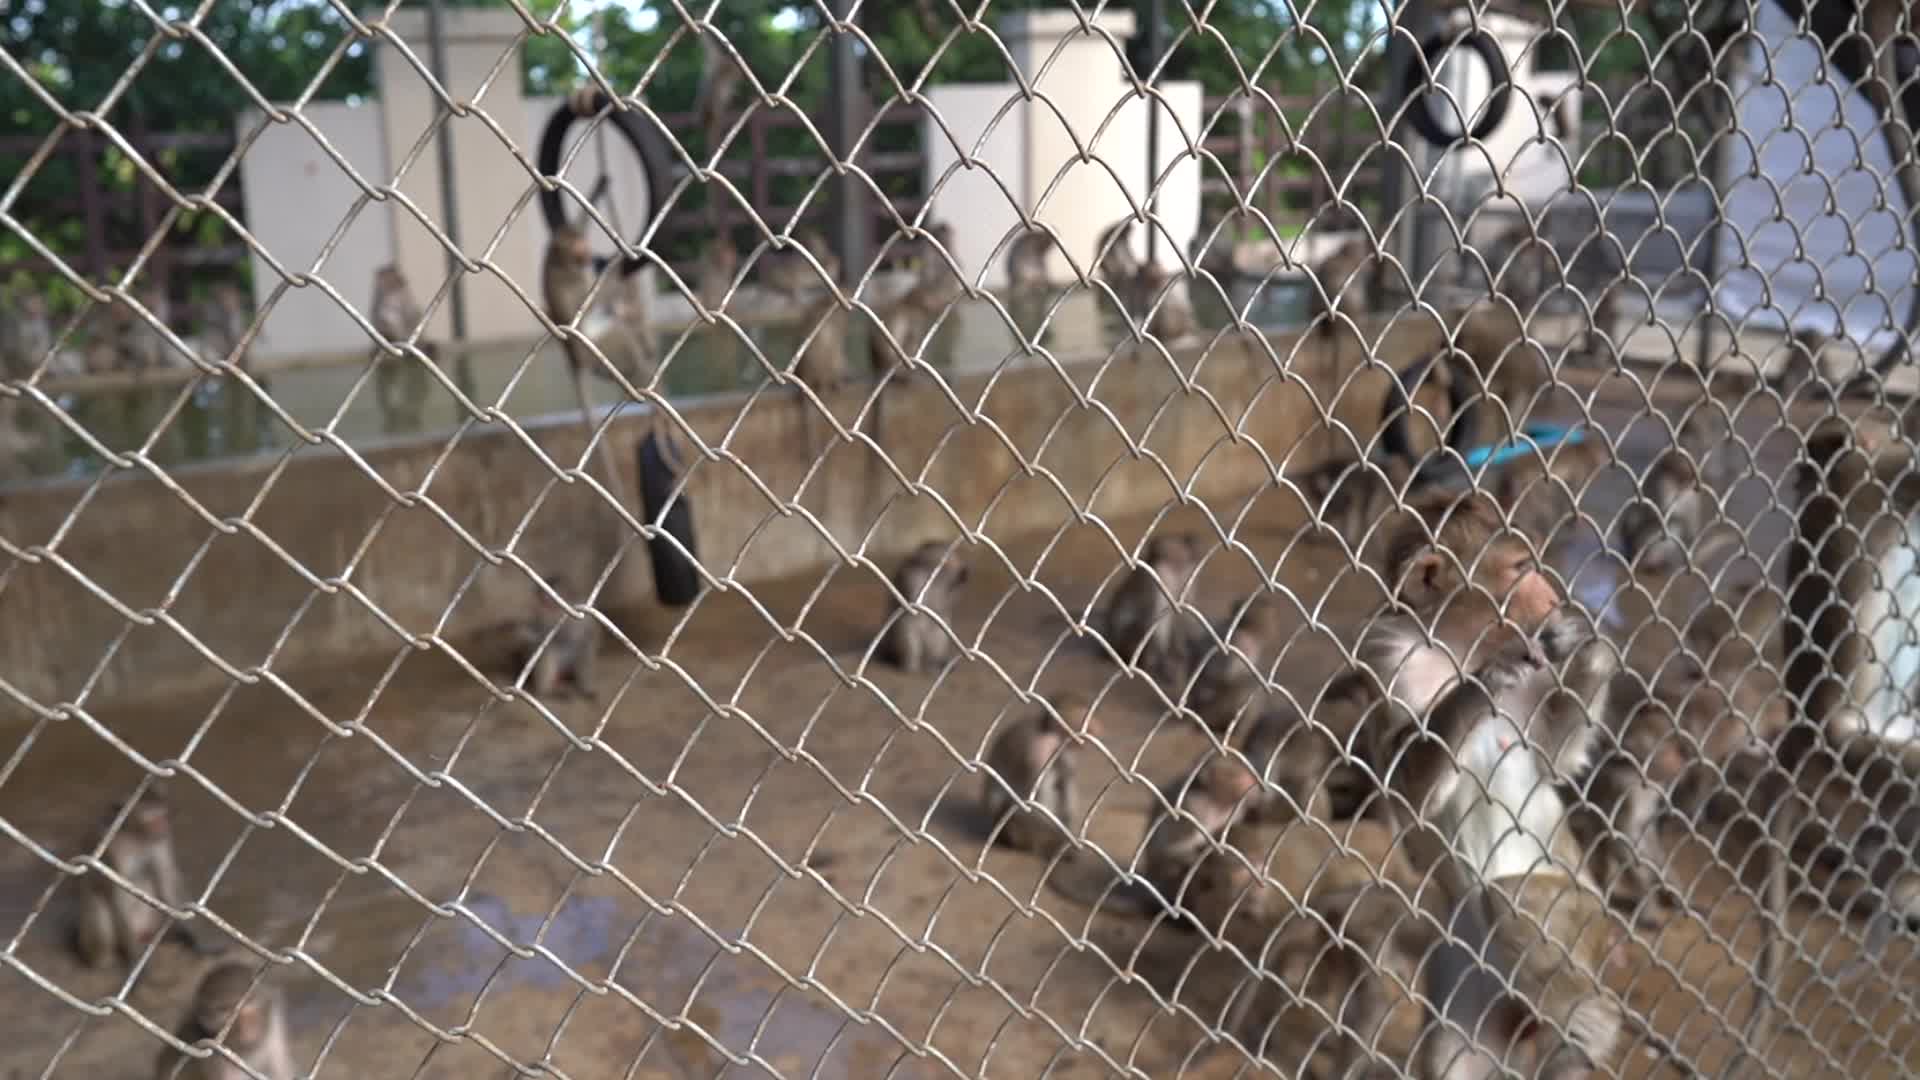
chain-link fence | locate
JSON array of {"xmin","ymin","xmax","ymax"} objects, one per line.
[{"xmin": 4, "ymin": 0, "xmax": 1920, "ymax": 1076}]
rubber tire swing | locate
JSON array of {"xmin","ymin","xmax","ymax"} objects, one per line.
[
  {"xmin": 1404, "ymin": 26, "xmax": 1515, "ymax": 150},
  {"xmin": 535, "ymin": 87, "xmax": 672, "ymax": 279}
]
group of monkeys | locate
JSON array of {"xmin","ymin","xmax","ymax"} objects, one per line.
[
  {"xmin": 0, "ymin": 281, "xmax": 254, "ymax": 381},
  {"xmin": 861, "ymin": 339, "xmax": 1920, "ymax": 1077}
]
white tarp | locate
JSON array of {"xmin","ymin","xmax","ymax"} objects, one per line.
[{"xmin": 1714, "ymin": 0, "xmax": 1916, "ymax": 351}]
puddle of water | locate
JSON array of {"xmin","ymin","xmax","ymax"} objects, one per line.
[
  {"xmin": 391, "ymin": 891, "xmax": 628, "ymax": 1013},
  {"xmin": 2, "ymin": 280, "xmax": 1312, "ymax": 486}
]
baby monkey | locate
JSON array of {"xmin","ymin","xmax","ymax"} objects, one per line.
[
  {"xmin": 154, "ymin": 961, "xmax": 295, "ymax": 1080},
  {"xmin": 1098, "ymin": 532, "xmax": 1204, "ymax": 689},
  {"xmin": 509, "ymin": 574, "xmax": 600, "ymax": 701},
  {"xmin": 878, "ymin": 540, "xmax": 970, "ymax": 674},
  {"xmin": 75, "ymin": 784, "xmax": 213, "ymax": 970},
  {"xmin": 980, "ymin": 693, "xmax": 1104, "ymax": 855}
]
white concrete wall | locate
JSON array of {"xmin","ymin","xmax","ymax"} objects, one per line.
[{"xmin": 924, "ymin": 10, "xmax": 1202, "ymax": 292}]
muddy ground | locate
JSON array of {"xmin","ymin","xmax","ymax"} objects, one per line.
[{"xmin": 1, "ymin": 386, "xmax": 1916, "ymax": 1079}]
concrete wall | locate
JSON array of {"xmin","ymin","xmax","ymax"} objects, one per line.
[
  {"xmin": 0, "ymin": 323, "xmax": 1449, "ymax": 712},
  {"xmin": 928, "ymin": 11, "xmax": 1203, "ymax": 291}
]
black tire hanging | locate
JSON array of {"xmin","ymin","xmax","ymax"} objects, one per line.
[
  {"xmin": 536, "ymin": 88, "xmax": 672, "ymax": 279},
  {"xmin": 1404, "ymin": 26, "xmax": 1515, "ymax": 150},
  {"xmin": 637, "ymin": 428, "xmax": 704, "ymax": 607},
  {"xmin": 1378, "ymin": 349, "xmax": 1479, "ymax": 470}
]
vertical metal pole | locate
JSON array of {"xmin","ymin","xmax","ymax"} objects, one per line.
[
  {"xmin": 1142, "ymin": 0, "xmax": 1164, "ymax": 270},
  {"xmin": 827, "ymin": 0, "xmax": 870, "ymax": 288},
  {"xmin": 1695, "ymin": 52, "xmax": 1739, "ymax": 377},
  {"xmin": 425, "ymin": 0, "xmax": 472, "ymax": 395}
]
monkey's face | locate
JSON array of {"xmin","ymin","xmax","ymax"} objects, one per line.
[
  {"xmin": 133, "ymin": 800, "xmax": 171, "ymax": 841},
  {"xmin": 1408, "ymin": 543, "xmax": 1560, "ymax": 640}
]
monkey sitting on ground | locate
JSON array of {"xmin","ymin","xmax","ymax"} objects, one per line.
[
  {"xmin": 154, "ymin": 960, "xmax": 296, "ymax": 1080},
  {"xmin": 1614, "ymin": 406, "xmax": 1740, "ymax": 575},
  {"xmin": 877, "ymin": 540, "xmax": 970, "ymax": 674},
  {"xmin": 1294, "ymin": 450, "xmax": 1417, "ymax": 561},
  {"xmin": 75, "ymin": 784, "xmax": 212, "ymax": 970},
  {"xmin": 1185, "ymin": 818, "xmax": 1434, "ymax": 1079},
  {"xmin": 1359, "ymin": 489, "xmax": 1627, "ymax": 1080},
  {"xmin": 1186, "ymin": 590, "xmax": 1289, "ymax": 735},
  {"xmin": 1237, "ymin": 683, "xmax": 1382, "ymax": 826},
  {"xmin": 980, "ymin": 693, "xmax": 1104, "ymax": 856},
  {"xmin": 508, "ymin": 575, "xmax": 600, "ymax": 702},
  {"xmin": 1097, "ymin": 532, "xmax": 1204, "ymax": 690}
]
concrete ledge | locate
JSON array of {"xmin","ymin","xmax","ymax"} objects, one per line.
[{"xmin": 0, "ymin": 314, "xmax": 1469, "ymax": 711}]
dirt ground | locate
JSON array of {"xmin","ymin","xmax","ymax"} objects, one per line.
[{"xmin": 2, "ymin": 385, "xmax": 1917, "ymax": 1079}]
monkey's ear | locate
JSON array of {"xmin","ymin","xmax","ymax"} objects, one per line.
[{"xmin": 1400, "ymin": 552, "xmax": 1447, "ymax": 607}]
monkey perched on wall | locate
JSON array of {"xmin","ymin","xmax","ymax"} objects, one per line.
[
  {"xmin": 1098, "ymin": 532, "xmax": 1204, "ymax": 690},
  {"xmin": 1359, "ymin": 490, "xmax": 1626, "ymax": 1080},
  {"xmin": 1, "ymin": 291, "xmax": 55, "ymax": 378},
  {"xmin": 1005, "ymin": 227, "xmax": 1055, "ymax": 290},
  {"xmin": 543, "ymin": 221, "xmax": 653, "ymax": 386},
  {"xmin": 1094, "ymin": 218, "xmax": 1141, "ymax": 286},
  {"xmin": 870, "ymin": 222, "xmax": 962, "ymax": 381},
  {"xmin": 75, "ymin": 785, "xmax": 212, "ymax": 970},
  {"xmin": 1308, "ymin": 237, "xmax": 1374, "ymax": 342},
  {"xmin": 878, "ymin": 540, "xmax": 970, "ymax": 674},
  {"xmin": 760, "ymin": 229, "xmax": 833, "ymax": 302},
  {"xmin": 1132, "ymin": 258, "xmax": 1198, "ymax": 346},
  {"xmin": 154, "ymin": 961, "xmax": 296, "ymax": 1080},
  {"xmin": 121, "ymin": 282, "xmax": 186, "ymax": 371}
]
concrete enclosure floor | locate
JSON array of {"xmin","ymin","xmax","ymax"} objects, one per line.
[{"xmin": 1, "ymin": 385, "xmax": 1915, "ymax": 1079}]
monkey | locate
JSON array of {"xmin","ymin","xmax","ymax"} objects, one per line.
[
  {"xmin": 1308, "ymin": 237, "xmax": 1373, "ymax": 341},
  {"xmin": 696, "ymin": 232, "xmax": 739, "ymax": 316},
  {"xmin": 199, "ymin": 283, "xmax": 253, "ymax": 371},
  {"xmin": 1097, "ymin": 532, "xmax": 1204, "ymax": 690},
  {"xmin": 1095, "ymin": 218, "xmax": 1141, "ymax": 285},
  {"xmin": 121, "ymin": 282, "xmax": 184, "ymax": 371},
  {"xmin": 760, "ymin": 229, "xmax": 833, "ymax": 301},
  {"xmin": 869, "ymin": 223, "xmax": 962, "ymax": 381},
  {"xmin": 74, "ymin": 784, "xmax": 212, "ymax": 970},
  {"xmin": 1613, "ymin": 405, "xmax": 1739, "ymax": 576},
  {"xmin": 877, "ymin": 540, "xmax": 970, "ymax": 674},
  {"xmin": 980, "ymin": 693, "xmax": 1104, "ymax": 856},
  {"xmin": 154, "ymin": 961, "xmax": 295, "ymax": 1080},
  {"xmin": 1132, "ymin": 258, "xmax": 1197, "ymax": 345},
  {"xmin": 692, "ymin": 30, "xmax": 747, "ymax": 167},
  {"xmin": 1488, "ymin": 220, "xmax": 1557, "ymax": 320},
  {"xmin": 793, "ymin": 248, "xmax": 851, "ymax": 398},
  {"xmin": 1445, "ymin": 299, "xmax": 1555, "ymax": 449},
  {"xmin": 1186, "ymin": 590, "xmax": 1289, "ymax": 736},
  {"xmin": 1358, "ymin": 489, "xmax": 1626, "ymax": 1080},
  {"xmin": 368, "ymin": 265, "xmax": 433, "ymax": 431},
  {"xmin": 1771, "ymin": 325, "xmax": 1828, "ymax": 399},
  {"xmin": 1, "ymin": 291, "xmax": 54, "ymax": 378},
  {"xmin": 508, "ymin": 574, "xmax": 600, "ymax": 702},
  {"xmin": 1489, "ymin": 425, "xmax": 1613, "ymax": 554},
  {"xmin": 1294, "ymin": 450, "xmax": 1416, "ymax": 560},
  {"xmin": 1005, "ymin": 227, "xmax": 1054, "ymax": 290},
  {"xmin": 1237, "ymin": 684, "xmax": 1382, "ymax": 826},
  {"xmin": 1184, "ymin": 818, "xmax": 1434, "ymax": 1079},
  {"xmin": 543, "ymin": 221, "xmax": 651, "ymax": 386}
]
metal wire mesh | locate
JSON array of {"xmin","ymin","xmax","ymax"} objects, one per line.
[{"xmin": 4, "ymin": 0, "xmax": 1920, "ymax": 1077}]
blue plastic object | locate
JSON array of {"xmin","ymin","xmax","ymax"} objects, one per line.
[{"xmin": 1463, "ymin": 423, "xmax": 1582, "ymax": 470}]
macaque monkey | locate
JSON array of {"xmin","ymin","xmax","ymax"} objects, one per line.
[
  {"xmin": 1489, "ymin": 221, "xmax": 1557, "ymax": 318},
  {"xmin": 980, "ymin": 693, "xmax": 1103, "ymax": 855},
  {"xmin": 696, "ymin": 232, "xmax": 739, "ymax": 315},
  {"xmin": 154, "ymin": 961, "xmax": 295, "ymax": 1080},
  {"xmin": 1490, "ymin": 426, "xmax": 1613, "ymax": 553},
  {"xmin": 793, "ymin": 248, "xmax": 850, "ymax": 397},
  {"xmin": 544, "ymin": 221, "xmax": 651, "ymax": 386},
  {"xmin": 370, "ymin": 264, "xmax": 437, "ymax": 363},
  {"xmin": 1295, "ymin": 451, "xmax": 1415, "ymax": 559},
  {"xmin": 1360, "ymin": 490, "xmax": 1626, "ymax": 1080},
  {"xmin": 1772, "ymin": 326, "xmax": 1828, "ymax": 398},
  {"xmin": 878, "ymin": 540, "xmax": 970, "ymax": 673},
  {"xmin": 75, "ymin": 785, "xmax": 210, "ymax": 969},
  {"xmin": 1187, "ymin": 819, "xmax": 1433, "ymax": 1078},
  {"xmin": 1614, "ymin": 406, "xmax": 1737, "ymax": 575},
  {"xmin": 693, "ymin": 31, "xmax": 747, "ymax": 163},
  {"xmin": 1238, "ymin": 685, "xmax": 1380, "ymax": 826},
  {"xmin": 1448, "ymin": 299, "xmax": 1554, "ymax": 448},
  {"xmin": 1005, "ymin": 227, "xmax": 1055, "ymax": 289},
  {"xmin": 122, "ymin": 282, "xmax": 184, "ymax": 371},
  {"xmin": 1133, "ymin": 258, "xmax": 1197, "ymax": 344},
  {"xmin": 1187, "ymin": 590, "xmax": 1289, "ymax": 735},
  {"xmin": 369, "ymin": 266, "xmax": 431, "ymax": 431},
  {"xmin": 760, "ymin": 229, "xmax": 832, "ymax": 301},
  {"xmin": 200, "ymin": 283, "xmax": 253, "ymax": 370},
  {"xmin": 1, "ymin": 291, "xmax": 54, "ymax": 378},
  {"xmin": 869, "ymin": 223, "xmax": 961, "ymax": 381},
  {"xmin": 509, "ymin": 575, "xmax": 600, "ymax": 702},
  {"xmin": 1097, "ymin": 532, "xmax": 1203, "ymax": 688},
  {"xmin": 1309, "ymin": 237, "xmax": 1374, "ymax": 340},
  {"xmin": 1095, "ymin": 219, "xmax": 1141, "ymax": 285}
]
